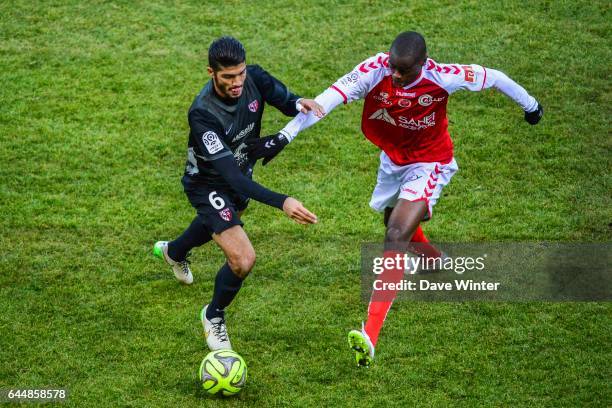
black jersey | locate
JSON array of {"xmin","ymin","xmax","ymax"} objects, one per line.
[{"xmin": 184, "ymin": 65, "xmax": 301, "ymax": 190}]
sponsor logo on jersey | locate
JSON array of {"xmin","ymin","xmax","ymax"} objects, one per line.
[
  {"xmin": 233, "ymin": 142, "xmax": 249, "ymax": 167},
  {"xmin": 398, "ymin": 99, "xmax": 411, "ymax": 108},
  {"xmin": 248, "ymin": 100, "xmax": 259, "ymax": 112},
  {"xmin": 368, "ymin": 108, "xmax": 396, "ymax": 126},
  {"xmin": 462, "ymin": 65, "xmax": 475, "ymax": 83},
  {"xmin": 401, "ymin": 187, "xmax": 417, "ymax": 195},
  {"xmin": 373, "ymin": 91, "xmax": 392, "ymax": 106},
  {"xmin": 231, "ymin": 122, "xmax": 255, "ymax": 143},
  {"xmin": 202, "ymin": 131, "xmax": 224, "ymax": 154},
  {"xmin": 219, "ymin": 208, "xmax": 232, "ymax": 222},
  {"xmin": 398, "ymin": 112, "xmax": 436, "ymax": 130},
  {"xmin": 395, "ymin": 90, "xmax": 416, "ymax": 97},
  {"xmin": 185, "ymin": 147, "xmax": 199, "ymax": 175},
  {"xmin": 418, "ymin": 94, "xmax": 446, "ymax": 107}
]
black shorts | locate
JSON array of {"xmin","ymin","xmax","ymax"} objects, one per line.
[{"xmin": 182, "ymin": 176, "xmax": 250, "ymax": 235}]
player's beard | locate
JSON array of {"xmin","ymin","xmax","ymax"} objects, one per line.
[
  {"xmin": 213, "ymin": 76, "xmax": 243, "ymax": 100},
  {"xmin": 225, "ymin": 84, "xmax": 243, "ymax": 98}
]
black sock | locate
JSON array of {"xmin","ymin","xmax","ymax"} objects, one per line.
[
  {"xmin": 206, "ymin": 263, "xmax": 244, "ymax": 319},
  {"xmin": 167, "ymin": 216, "xmax": 212, "ymax": 262}
]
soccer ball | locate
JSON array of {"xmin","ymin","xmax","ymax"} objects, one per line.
[{"xmin": 198, "ymin": 350, "xmax": 247, "ymax": 396}]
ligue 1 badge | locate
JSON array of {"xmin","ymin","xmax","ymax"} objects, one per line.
[
  {"xmin": 248, "ymin": 100, "xmax": 259, "ymax": 113},
  {"xmin": 219, "ymin": 208, "xmax": 232, "ymax": 222}
]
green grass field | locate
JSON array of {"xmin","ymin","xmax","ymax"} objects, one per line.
[{"xmin": 1, "ymin": 0, "xmax": 610, "ymax": 406}]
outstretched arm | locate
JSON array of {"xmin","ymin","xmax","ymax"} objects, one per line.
[
  {"xmin": 211, "ymin": 155, "xmax": 318, "ymax": 224},
  {"xmin": 245, "ymin": 88, "xmax": 344, "ymax": 165},
  {"xmin": 280, "ymin": 87, "xmax": 345, "ymax": 141},
  {"xmin": 211, "ymin": 155, "xmax": 287, "ymax": 209},
  {"xmin": 437, "ymin": 61, "xmax": 543, "ymax": 125},
  {"xmin": 248, "ymin": 53, "xmax": 391, "ymax": 164},
  {"xmin": 248, "ymin": 65, "xmax": 324, "ymax": 118},
  {"xmin": 189, "ymin": 109, "xmax": 317, "ymax": 223},
  {"xmin": 483, "ymin": 68, "xmax": 537, "ymax": 110}
]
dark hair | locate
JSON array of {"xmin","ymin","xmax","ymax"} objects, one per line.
[
  {"xmin": 390, "ymin": 31, "xmax": 427, "ymax": 61},
  {"xmin": 208, "ymin": 36, "xmax": 246, "ymax": 71}
]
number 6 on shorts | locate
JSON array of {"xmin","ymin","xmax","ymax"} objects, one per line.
[{"xmin": 208, "ymin": 191, "xmax": 226, "ymax": 210}]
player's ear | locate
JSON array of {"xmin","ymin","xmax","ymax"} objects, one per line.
[{"xmin": 207, "ymin": 66, "xmax": 214, "ymax": 77}]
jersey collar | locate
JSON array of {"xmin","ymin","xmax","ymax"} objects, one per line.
[{"xmin": 402, "ymin": 68, "xmax": 424, "ymax": 90}]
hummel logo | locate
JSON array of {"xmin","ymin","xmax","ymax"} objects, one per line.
[
  {"xmin": 265, "ymin": 140, "xmax": 275, "ymax": 148},
  {"xmin": 396, "ymin": 90, "xmax": 416, "ymax": 97},
  {"xmin": 368, "ymin": 108, "xmax": 396, "ymax": 126}
]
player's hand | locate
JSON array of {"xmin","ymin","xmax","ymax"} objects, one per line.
[
  {"xmin": 297, "ymin": 98, "xmax": 325, "ymax": 118},
  {"xmin": 524, "ymin": 102, "xmax": 543, "ymax": 125},
  {"xmin": 282, "ymin": 197, "xmax": 318, "ymax": 225},
  {"xmin": 245, "ymin": 133, "xmax": 289, "ymax": 165}
]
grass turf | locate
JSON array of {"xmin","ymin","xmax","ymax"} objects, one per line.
[{"xmin": 0, "ymin": 0, "xmax": 610, "ymax": 406}]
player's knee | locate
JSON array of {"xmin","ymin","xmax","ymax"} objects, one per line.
[
  {"xmin": 227, "ymin": 250, "xmax": 256, "ymax": 278},
  {"xmin": 385, "ymin": 225, "xmax": 409, "ymax": 244}
]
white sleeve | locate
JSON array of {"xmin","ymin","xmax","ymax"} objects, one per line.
[
  {"xmin": 332, "ymin": 53, "xmax": 389, "ymax": 103},
  {"xmin": 280, "ymin": 53, "xmax": 389, "ymax": 141},
  {"xmin": 280, "ymin": 87, "xmax": 344, "ymax": 142},
  {"xmin": 482, "ymin": 68, "xmax": 538, "ymax": 112},
  {"xmin": 433, "ymin": 61, "xmax": 538, "ymax": 112}
]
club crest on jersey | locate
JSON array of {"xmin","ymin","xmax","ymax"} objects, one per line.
[
  {"xmin": 248, "ymin": 100, "xmax": 259, "ymax": 112},
  {"xmin": 219, "ymin": 208, "xmax": 232, "ymax": 222},
  {"xmin": 398, "ymin": 99, "xmax": 412, "ymax": 108}
]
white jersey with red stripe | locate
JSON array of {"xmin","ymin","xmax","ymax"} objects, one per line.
[{"xmin": 281, "ymin": 52, "xmax": 538, "ymax": 166}]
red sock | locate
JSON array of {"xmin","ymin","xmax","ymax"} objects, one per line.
[
  {"xmin": 408, "ymin": 225, "xmax": 441, "ymax": 259},
  {"xmin": 364, "ymin": 299, "xmax": 393, "ymax": 347},
  {"xmin": 411, "ymin": 225, "xmax": 428, "ymax": 242},
  {"xmin": 364, "ymin": 250, "xmax": 403, "ymax": 346},
  {"xmin": 364, "ymin": 226, "xmax": 442, "ymax": 346}
]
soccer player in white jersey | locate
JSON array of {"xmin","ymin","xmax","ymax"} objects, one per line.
[{"xmin": 247, "ymin": 32, "xmax": 543, "ymax": 366}]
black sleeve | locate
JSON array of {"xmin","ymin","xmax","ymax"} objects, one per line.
[
  {"xmin": 189, "ymin": 109, "xmax": 234, "ymax": 161},
  {"xmin": 211, "ymin": 155, "xmax": 287, "ymax": 210},
  {"xmin": 249, "ymin": 65, "xmax": 301, "ymax": 117}
]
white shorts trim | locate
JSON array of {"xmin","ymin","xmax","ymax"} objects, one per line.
[{"xmin": 369, "ymin": 152, "xmax": 458, "ymax": 218}]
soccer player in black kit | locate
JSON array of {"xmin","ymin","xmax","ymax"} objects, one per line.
[{"xmin": 153, "ymin": 37, "xmax": 321, "ymax": 351}]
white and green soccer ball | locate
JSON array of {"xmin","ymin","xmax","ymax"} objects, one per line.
[{"xmin": 199, "ymin": 350, "xmax": 247, "ymax": 396}]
